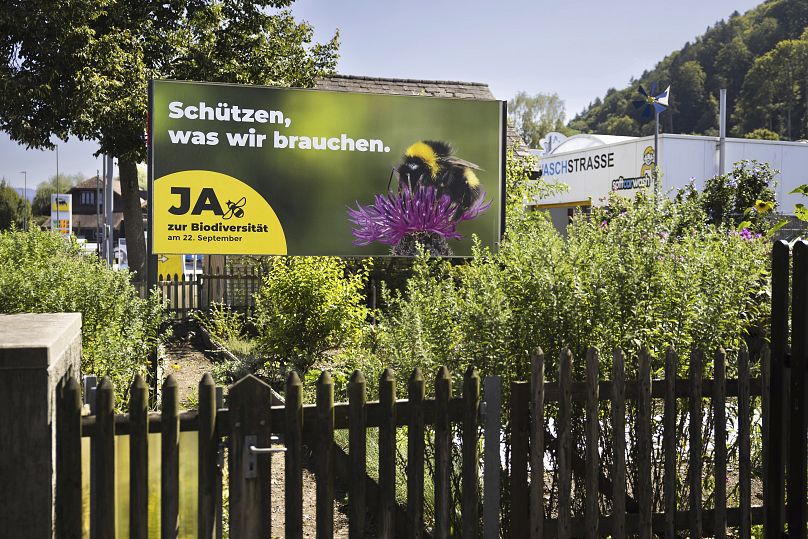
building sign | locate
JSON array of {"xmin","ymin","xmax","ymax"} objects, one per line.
[
  {"xmin": 149, "ymin": 80, "xmax": 505, "ymax": 257},
  {"xmin": 537, "ymin": 141, "xmax": 654, "ymax": 205},
  {"xmin": 50, "ymin": 194, "xmax": 72, "ymax": 236}
]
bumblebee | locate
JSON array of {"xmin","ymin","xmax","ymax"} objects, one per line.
[{"xmin": 393, "ymin": 140, "xmax": 482, "ymax": 219}]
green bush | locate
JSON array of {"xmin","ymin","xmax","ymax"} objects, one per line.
[
  {"xmin": 0, "ymin": 229, "xmax": 167, "ymax": 402},
  {"xmin": 252, "ymin": 256, "xmax": 370, "ymax": 375},
  {"xmin": 700, "ymin": 160, "xmax": 778, "ymax": 230},
  {"xmin": 363, "ymin": 190, "xmax": 770, "ymax": 390}
]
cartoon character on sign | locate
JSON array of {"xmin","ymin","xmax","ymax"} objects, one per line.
[{"xmin": 641, "ymin": 146, "xmax": 655, "ymax": 178}]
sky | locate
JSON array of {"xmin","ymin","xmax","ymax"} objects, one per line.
[{"xmin": 0, "ymin": 0, "xmax": 763, "ymax": 188}]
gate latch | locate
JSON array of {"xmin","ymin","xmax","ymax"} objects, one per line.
[{"xmin": 244, "ymin": 435, "xmax": 286, "ymax": 478}]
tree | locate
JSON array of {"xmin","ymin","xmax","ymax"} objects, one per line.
[
  {"xmin": 0, "ymin": 1, "xmax": 339, "ymax": 281},
  {"xmin": 508, "ymin": 92, "xmax": 570, "ymax": 147},
  {"xmin": 0, "ymin": 179, "xmax": 24, "ymax": 230},
  {"xmin": 31, "ymin": 174, "xmax": 83, "ymax": 216}
]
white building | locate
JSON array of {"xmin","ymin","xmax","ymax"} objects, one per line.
[{"xmin": 532, "ymin": 133, "xmax": 808, "ymax": 231}]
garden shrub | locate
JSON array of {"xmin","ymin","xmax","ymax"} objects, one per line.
[
  {"xmin": 0, "ymin": 228, "xmax": 167, "ymax": 403},
  {"xmin": 252, "ymin": 256, "xmax": 370, "ymax": 376}
]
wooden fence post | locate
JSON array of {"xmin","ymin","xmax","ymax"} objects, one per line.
[
  {"xmin": 463, "ymin": 367, "xmax": 481, "ymax": 539},
  {"xmin": 228, "ymin": 374, "xmax": 273, "ymax": 539},
  {"xmin": 738, "ymin": 345, "xmax": 751, "ymax": 539},
  {"xmin": 714, "ymin": 348, "xmax": 727, "ymax": 539},
  {"xmin": 788, "ymin": 240, "xmax": 808, "ymax": 539},
  {"xmin": 637, "ymin": 349, "xmax": 652, "ymax": 539},
  {"xmin": 663, "ymin": 348, "xmax": 677, "ymax": 539},
  {"xmin": 199, "ymin": 373, "xmax": 218, "ymax": 539},
  {"xmin": 511, "ymin": 381, "xmax": 529, "ymax": 538},
  {"xmin": 162, "ymin": 375, "xmax": 180, "ymax": 539},
  {"xmin": 584, "ymin": 348, "xmax": 600, "ymax": 539},
  {"xmin": 530, "ymin": 349, "xmax": 545, "ymax": 539},
  {"xmin": 408, "ymin": 368, "xmax": 425, "ymax": 538},
  {"xmin": 378, "ymin": 369, "xmax": 396, "ymax": 538},
  {"xmin": 611, "ymin": 349, "xmax": 626, "ymax": 539},
  {"xmin": 689, "ymin": 349, "xmax": 704, "ymax": 539},
  {"xmin": 765, "ymin": 240, "xmax": 789, "ymax": 536},
  {"xmin": 286, "ymin": 372, "xmax": 304, "ymax": 539},
  {"xmin": 557, "ymin": 348, "xmax": 573, "ymax": 539},
  {"xmin": 483, "ymin": 375, "xmax": 501, "ymax": 539},
  {"xmin": 348, "ymin": 370, "xmax": 367, "ymax": 539},
  {"xmin": 434, "ymin": 367, "xmax": 451, "ymax": 539},
  {"xmin": 94, "ymin": 377, "xmax": 115, "ymax": 538},
  {"xmin": 56, "ymin": 376, "xmax": 83, "ymax": 539},
  {"xmin": 316, "ymin": 371, "xmax": 335, "ymax": 539},
  {"xmin": 129, "ymin": 375, "xmax": 149, "ymax": 539}
]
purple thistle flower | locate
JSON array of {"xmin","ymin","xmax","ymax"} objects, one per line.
[{"xmin": 347, "ymin": 185, "xmax": 492, "ymax": 246}]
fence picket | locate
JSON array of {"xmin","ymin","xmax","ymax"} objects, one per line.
[
  {"xmin": 789, "ymin": 240, "xmax": 808, "ymax": 539},
  {"xmin": 198, "ymin": 373, "xmax": 217, "ymax": 539},
  {"xmin": 316, "ymin": 372, "xmax": 335, "ymax": 539},
  {"xmin": 585, "ymin": 348, "xmax": 599, "ymax": 539},
  {"xmin": 348, "ymin": 370, "xmax": 366, "ymax": 539},
  {"xmin": 483, "ymin": 376, "xmax": 501, "ymax": 539},
  {"xmin": 663, "ymin": 348, "xmax": 677, "ymax": 539},
  {"xmin": 286, "ymin": 372, "xmax": 304, "ymax": 539},
  {"xmin": 462, "ymin": 367, "xmax": 481, "ymax": 539},
  {"xmin": 738, "ymin": 345, "xmax": 751, "ymax": 539},
  {"xmin": 94, "ymin": 377, "xmax": 115, "ymax": 538},
  {"xmin": 611, "ymin": 349, "xmax": 626, "ymax": 539},
  {"xmin": 530, "ymin": 349, "xmax": 545, "ymax": 539},
  {"xmin": 129, "ymin": 375, "xmax": 148, "ymax": 539},
  {"xmin": 557, "ymin": 348, "xmax": 573, "ymax": 539},
  {"xmin": 766, "ymin": 240, "xmax": 789, "ymax": 536},
  {"xmin": 511, "ymin": 381, "xmax": 529, "ymax": 538},
  {"xmin": 434, "ymin": 367, "xmax": 451, "ymax": 539},
  {"xmin": 56, "ymin": 377, "xmax": 82, "ymax": 539},
  {"xmin": 162, "ymin": 375, "xmax": 180, "ymax": 539},
  {"xmin": 407, "ymin": 369, "xmax": 425, "ymax": 538},
  {"xmin": 637, "ymin": 349, "xmax": 652, "ymax": 539},
  {"xmin": 714, "ymin": 349, "xmax": 727, "ymax": 539},
  {"xmin": 378, "ymin": 369, "xmax": 396, "ymax": 538},
  {"xmin": 690, "ymin": 350, "xmax": 704, "ymax": 539}
]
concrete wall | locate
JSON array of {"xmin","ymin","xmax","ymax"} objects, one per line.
[{"xmin": 0, "ymin": 313, "xmax": 82, "ymax": 539}]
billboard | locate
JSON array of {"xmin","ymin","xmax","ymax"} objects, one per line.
[
  {"xmin": 50, "ymin": 193, "xmax": 72, "ymax": 236},
  {"xmin": 149, "ymin": 80, "xmax": 505, "ymax": 257}
]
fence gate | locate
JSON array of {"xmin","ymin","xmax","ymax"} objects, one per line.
[{"xmin": 227, "ymin": 375, "xmax": 281, "ymax": 538}]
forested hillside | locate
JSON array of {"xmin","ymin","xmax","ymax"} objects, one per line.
[{"xmin": 568, "ymin": 0, "xmax": 808, "ymax": 140}]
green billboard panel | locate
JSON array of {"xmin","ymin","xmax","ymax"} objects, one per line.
[{"xmin": 149, "ymin": 80, "xmax": 504, "ymax": 256}]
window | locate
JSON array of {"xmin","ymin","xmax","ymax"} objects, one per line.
[{"xmin": 79, "ymin": 191, "xmax": 95, "ymax": 206}]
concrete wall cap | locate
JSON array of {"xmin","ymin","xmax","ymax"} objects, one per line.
[{"xmin": 0, "ymin": 313, "xmax": 82, "ymax": 370}]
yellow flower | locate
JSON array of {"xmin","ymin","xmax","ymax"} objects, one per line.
[
  {"xmin": 171, "ymin": 363, "xmax": 181, "ymax": 370},
  {"xmin": 755, "ymin": 199, "xmax": 774, "ymax": 213}
]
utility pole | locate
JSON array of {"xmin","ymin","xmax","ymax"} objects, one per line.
[{"xmin": 19, "ymin": 170, "xmax": 27, "ymax": 231}]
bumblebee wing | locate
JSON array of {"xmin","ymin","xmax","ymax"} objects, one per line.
[{"xmin": 438, "ymin": 155, "xmax": 483, "ymax": 171}]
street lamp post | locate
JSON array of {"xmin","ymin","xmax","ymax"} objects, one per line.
[{"xmin": 19, "ymin": 170, "xmax": 27, "ymax": 231}]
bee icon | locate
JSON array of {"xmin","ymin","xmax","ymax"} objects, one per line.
[
  {"xmin": 222, "ymin": 197, "xmax": 246, "ymax": 220},
  {"xmin": 392, "ymin": 140, "xmax": 483, "ymax": 219}
]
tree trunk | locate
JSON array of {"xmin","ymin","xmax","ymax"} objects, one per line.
[{"xmin": 118, "ymin": 159, "xmax": 147, "ymax": 282}]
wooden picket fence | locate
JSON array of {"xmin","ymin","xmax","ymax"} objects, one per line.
[
  {"xmin": 507, "ymin": 345, "xmax": 763, "ymax": 539},
  {"xmin": 55, "ymin": 367, "xmax": 483, "ymax": 539},
  {"xmin": 145, "ymin": 268, "xmax": 262, "ymax": 319}
]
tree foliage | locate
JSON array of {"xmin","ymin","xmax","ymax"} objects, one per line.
[
  {"xmin": 508, "ymin": 92, "xmax": 573, "ymax": 147},
  {"xmin": 0, "ymin": 229, "xmax": 167, "ymax": 405},
  {"xmin": 568, "ymin": 0, "xmax": 808, "ymax": 139},
  {"xmin": 0, "ymin": 0, "xmax": 339, "ymax": 279},
  {"xmin": 0, "ymin": 179, "xmax": 25, "ymax": 230}
]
